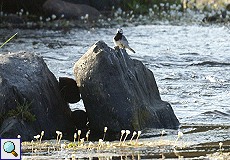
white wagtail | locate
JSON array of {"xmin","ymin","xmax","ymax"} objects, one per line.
[{"xmin": 113, "ymin": 28, "xmax": 135, "ymax": 53}]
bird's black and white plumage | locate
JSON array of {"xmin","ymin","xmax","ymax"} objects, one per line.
[{"xmin": 113, "ymin": 28, "xmax": 135, "ymax": 53}]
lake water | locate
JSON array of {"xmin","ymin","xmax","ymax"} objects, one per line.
[{"xmin": 1, "ymin": 24, "xmax": 230, "ymax": 158}]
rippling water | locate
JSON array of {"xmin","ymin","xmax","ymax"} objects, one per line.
[{"xmin": 1, "ymin": 24, "xmax": 230, "ymax": 158}]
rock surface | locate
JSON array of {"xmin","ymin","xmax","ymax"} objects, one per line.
[
  {"xmin": 74, "ymin": 41, "xmax": 179, "ymax": 138},
  {"xmin": 43, "ymin": 0, "xmax": 101, "ymax": 20},
  {"xmin": 0, "ymin": 117, "xmax": 36, "ymax": 140},
  {"xmin": 0, "ymin": 52, "xmax": 74, "ymax": 141}
]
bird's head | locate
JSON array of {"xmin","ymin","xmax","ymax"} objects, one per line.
[{"xmin": 117, "ymin": 28, "xmax": 123, "ymax": 34}]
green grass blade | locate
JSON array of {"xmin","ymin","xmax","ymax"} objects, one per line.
[{"xmin": 0, "ymin": 32, "xmax": 18, "ymax": 48}]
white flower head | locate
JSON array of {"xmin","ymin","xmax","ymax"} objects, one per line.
[
  {"xmin": 104, "ymin": 127, "xmax": 108, "ymax": 132},
  {"xmin": 78, "ymin": 130, "xmax": 81, "ymax": 136},
  {"xmin": 34, "ymin": 135, "xmax": 40, "ymax": 139},
  {"xmin": 51, "ymin": 14, "xmax": 56, "ymax": 20},
  {"xmin": 219, "ymin": 142, "xmax": 223, "ymax": 148},
  {"xmin": 137, "ymin": 131, "xmax": 142, "ymax": 135},
  {"xmin": 85, "ymin": 14, "xmax": 89, "ymax": 19},
  {"xmin": 86, "ymin": 130, "xmax": 90, "ymax": 138},
  {"xmin": 126, "ymin": 130, "xmax": 130, "ymax": 135},
  {"xmin": 133, "ymin": 131, "xmax": 137, "ymax": 136},
  {"xmin": 74, "ymin": 133, "xmax": 77, "ymax": 139},
  {"xmin": 56, "ymin": 131, "xmax": 62, "ymax": 135},
  {"xmin": 46, "ymin": 17, "xmax": 51, "ymax": 22}
]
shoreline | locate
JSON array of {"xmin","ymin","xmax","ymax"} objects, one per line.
[{"xmin": 0, "ymin": 7, "xmax": 229, "ymax": 30}]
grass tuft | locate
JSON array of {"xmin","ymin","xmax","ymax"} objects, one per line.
[
  {"xmin": 0, "ymin": 33, "xmax": 18, "ymax": 48},
  {"xmin": 7, "ymin": 100, "xmax": 36, "ymax": 122}
]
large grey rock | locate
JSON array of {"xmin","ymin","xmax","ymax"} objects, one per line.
[
  {"xmin": 63, "ymin": 0, "xmax": 121, "ymax": 11},
  {"xmin": 73, "ymin": 41, "xmax": 179, "ymax": 138},
  {"xmin": 0, "ymin": 52, "xmax": 74, "ymax": 141},
  {"xmin": 43, "ymin": 0, "xmax": 101, "ymax": 21}
]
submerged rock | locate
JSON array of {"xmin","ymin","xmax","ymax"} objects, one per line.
[
  {"xmin": 0, "ymin": 52, "xmax": 74, "ymax": 141},
  {"xmin": 74, "ymin": 41, "xmax": 179, "ymax": 139}
]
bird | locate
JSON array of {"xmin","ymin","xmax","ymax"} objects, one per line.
[{"xmin": 113, "ymin": 28, "xmax": 135, "ymax": 53}]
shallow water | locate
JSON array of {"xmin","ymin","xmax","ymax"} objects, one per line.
[{"xmin": 1, "ymin": 24, "xmax": 230, "ymax": 158}]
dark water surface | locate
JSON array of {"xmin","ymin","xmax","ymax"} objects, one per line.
[{"xmin": 1, "ymin": 24, "xmax": 230, "ymax": 158}]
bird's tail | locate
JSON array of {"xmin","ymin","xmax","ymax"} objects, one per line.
[{"xmin": 127, "ymin": 47, "xmax": 135, "ymax": 53}]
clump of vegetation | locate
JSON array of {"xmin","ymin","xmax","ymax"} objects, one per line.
[
  {"xmin": 7, "ymin": 100, "xmax": 36, "ymax": 122},
  {"xmin": 0, "ymin": 32, "xmax": 18, "ymax": 48},
  {"xmin": 121, "ymin": 0, "xmax": 182, "ymax": 14},
  {"xmin": 20, "ymin": 127, "xmax": 230, "ymax": 159}
]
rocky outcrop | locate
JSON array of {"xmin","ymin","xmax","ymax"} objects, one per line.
[
  {"xmin": 0, "ymin": 52, "xmax": 74, "ymax": 141},
  {"xmin": 74, "ymin": 41, "xmax": 179, "ymax": 139},
  {"xmin": 42, "ymin": 0, "xmax": 101, "ymax": 21}
]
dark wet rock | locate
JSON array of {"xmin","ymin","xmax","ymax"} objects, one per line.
[
  {"xmin": 43, "ymin": 0, "xmax": 101, "ymax": 21},
  {"xmin": 202, "ymin": 10, "xmax": 229, "ymax": 23},
  {"xmin": 0, "ymin": 52, "xmax": 74, "ymax": 141},
  {"xmin": 59, "ymin": 77, "xmax": 80, "ymax": 103},
  {"xmin": 202, "ymin": 15, "xmax": 219, "ymax": 23},
  {"xmin": 71, "ymin": 110, "xmax": 88, "ymax": 130},
  {"xmin": 0, "ymin": 0, "xmax": 46, "ymax": 14},
  {"xmin": 73, "ymin": 41, "xmax": 179, "ymax": 139},
  {"xmin": 0, "ymin": 117, "xmax": 36, "ymax": 140},
  {"xmin": 63, "ymin": 0, "xmax": 121, "ymax": 11},
  {"xmin": 0, "ymin": 14, "xmax": 24, "ymax": 24}
]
